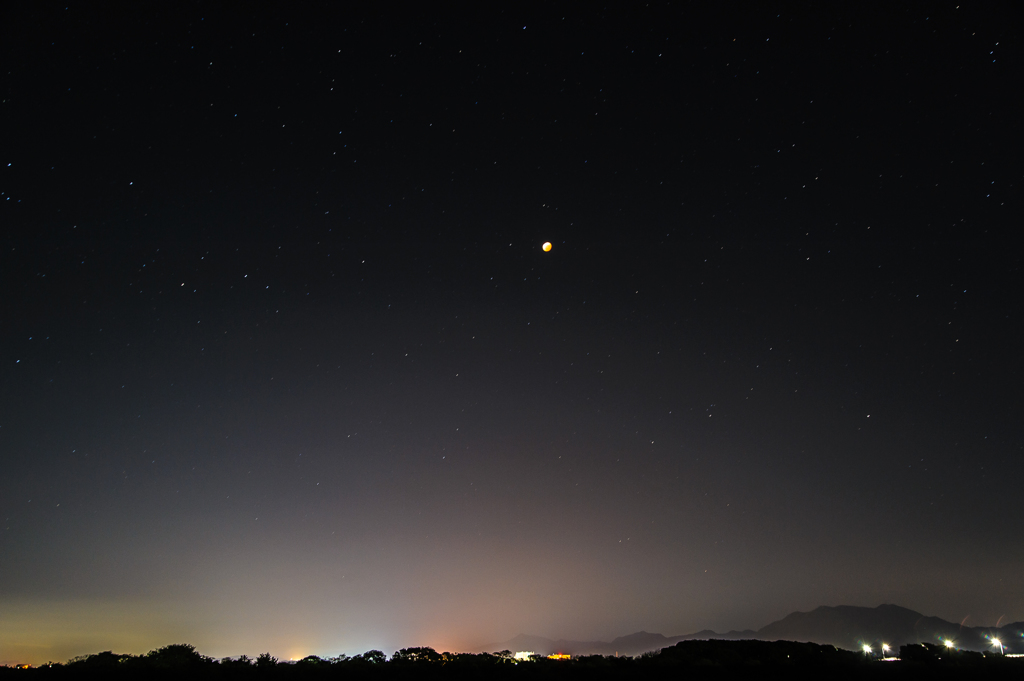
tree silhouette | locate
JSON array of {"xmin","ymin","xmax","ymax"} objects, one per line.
[
  {"xmin": 392, "ymin": 647, "xmax": 441, "ymax": 663},
  {"xmin": 220, "ymin": 654, "xmax": 253, "ymax": 668},
  {"xmin": 66, "ymin": 651, "xmax": 132, "ymax": 669},
  {"xmin": 255, "ymin": 652, "xmax": 278, "ymax": 668},
  {"xmin": 146, "ymin": 643, "xmax": 214, "ymax": 669},
  {"xmin": 353, "ymin": 649, "xmax": 386, "ymax": 664}
]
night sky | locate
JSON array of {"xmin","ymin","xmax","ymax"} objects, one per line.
[{"xmin": 2, "ymin": 2, "xmax": 1021, "ymax": 666}]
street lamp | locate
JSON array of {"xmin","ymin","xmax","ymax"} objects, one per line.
[
  {"xmin": 881, "ymin": 644, "xmax": 890, "ymax": 658},
  {"xmin": 992, "ymin": 638, "xmax": 1004, "ymax": 655},
  {"xmin": 944, "ymin": 640, "xmax": 956, "ymax": 652},
  {"xmin": 862, "ymin": 645, "xmax": 873, "ymax": 656}
]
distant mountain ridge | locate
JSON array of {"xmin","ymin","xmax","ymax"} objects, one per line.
[{"xmin": 481, "ymin": 604, "xmax": 1023, "ymax": 656}]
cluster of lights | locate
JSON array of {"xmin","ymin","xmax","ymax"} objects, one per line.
[
  {"xmin": 941, "ymin": 638, "xmax": 1004, "ymax": 654},
  {"xmin": 863, "ymin": 643, "xmax": 892, "ymax": 656},
  {"xmin": 865, "ymin": 639, "xmax": 993, "ymax": 659}
]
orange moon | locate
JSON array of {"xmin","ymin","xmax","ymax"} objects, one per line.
[{"xmin": 542, "ymin": 242, "xmax": 552, "ymax": 252}]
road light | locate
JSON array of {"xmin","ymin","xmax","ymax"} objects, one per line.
[
  {"xmin": 992, "ymin": 638, "xmax": 1004, "ymax": 655},
  {"xmin": 881, "ymin": 644, "xmax": 890, "ymax": 657},
  {"xmin": 944, "ymin": 640, "xmax": 955, "ymax": 651},
  {"xmin": 862, "ymin": 645, "xmax": 873, "ymax": 655}
]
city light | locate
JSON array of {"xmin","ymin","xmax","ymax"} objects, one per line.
[
  {"xmin": 992, "ymin": 638, "xmax": 1004, "ymax": 655},
  {"xmin": 862, "ymin": 645, "xmax": 873, "ymax": 655},
  {"xmin": 944, "ymin": 640, "xmax": 956, "ymax": 650}
]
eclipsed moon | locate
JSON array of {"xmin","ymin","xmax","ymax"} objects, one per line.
[{"xmin": 542, "ymin": 242, "xmax": 552, "ymax": 252}]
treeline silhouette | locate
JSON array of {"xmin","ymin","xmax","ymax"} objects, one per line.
[{"xmin": 4, "ymin": 640, "xmax": 1023, "ymax": 680}]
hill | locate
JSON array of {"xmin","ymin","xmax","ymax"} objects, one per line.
[
  {"xmin": 754, "ymin": 604, "xmax": 1021, "ymax": 652},
  {"xmin": 483, "ymin": 605, "xmax": 1022, "ymax": 656}
]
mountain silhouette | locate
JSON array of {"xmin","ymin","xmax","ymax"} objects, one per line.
[
  {"xmin": 482, "ymin": 628, "xmax": 757, "ymax": 656},
  {"xmin": 753, "ymin": 604, "xmax": 1021, "ymax": 652},
  {"xmin": 482, "ymin": 605, "xmax": 1022, "ymax": 656}
]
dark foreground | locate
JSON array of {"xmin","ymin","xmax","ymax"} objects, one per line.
[{"xmin": 4, "ymin": 640, "xmax": 1021, "ymax": 680}]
